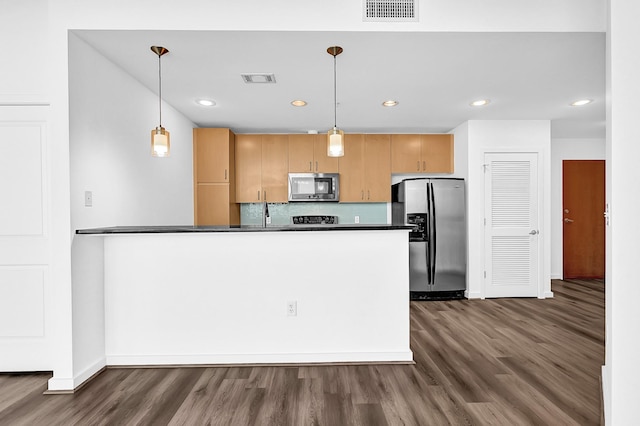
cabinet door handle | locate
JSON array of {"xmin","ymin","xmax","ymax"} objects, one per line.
[
  {"xmin": 361, "ymin": 190, "xmax": 364, "ymax": 200},
  {"xmin": 417, "ymin": 161, "xmax": 420, "ymax": 171},
  {"xmin": 225, "ymin": 169, "xmax": 228, "ymax": 181},
  {"xmin": 258, "ymin": 190, "xmax": 261, "ymax": 200},
  {"xmin": 423, "ymin": 161, "xmax": 426, "ymax": 171},
  {"xmin": 367, "ymin": 190, "xmax": 370, "ymax": 200},
  {"xmin": 315, "ymin": 161, "xmax": 318, "ymax": 171},
  {"xmin": 309, "ymin": 161, "xmax": 312, "ymax": 171},
  {"xmin": 264, "ymin": 190, "xmax": 267, "ymax": 201}
]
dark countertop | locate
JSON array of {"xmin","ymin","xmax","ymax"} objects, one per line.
[{"xmin": 76, "ymin": 224, "xmax": 415, "ymax": 235}]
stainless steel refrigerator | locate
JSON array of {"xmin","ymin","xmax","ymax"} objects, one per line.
[{"xmin": 392, "ymin": 178, "xmax": 466, "ymax": 300}]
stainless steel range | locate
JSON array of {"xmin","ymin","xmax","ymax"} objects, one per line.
[{"xmin": 291, "ymin": 215, "xmax": 338, "ymax": 225}]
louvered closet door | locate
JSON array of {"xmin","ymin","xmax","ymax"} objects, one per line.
[{"xmin": 484, "ymin": 153, "xmax": 540, "ymax": 298}]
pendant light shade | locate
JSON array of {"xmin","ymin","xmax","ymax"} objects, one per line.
[
  {"xmin": 151, "ymin": 126, "xmax": 170, "ymax": 157},
  {"xmin": 327, "ymin": 46, "xmax": 344, "ymax": 158},
  {"xmin": 328, "ymin": 127, "xmax": 344, "ymax": 157},
  {"xmin": 151, "ymin": 46, "xmax": 170, "ymax": 157}
]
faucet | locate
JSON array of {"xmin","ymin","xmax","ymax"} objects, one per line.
[{"xmin": 262, "ymin": 201, "xmax": 270, "ymax": 227}]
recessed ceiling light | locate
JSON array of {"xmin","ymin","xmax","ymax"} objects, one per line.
[
  {"xmin": 470, "ymin": 99, "xmax": 490, "ymax": 107},
  {"xmin": 196, "ymin": 99, "xmax": 216, "ymax": 107},
  {"xmin": 382, "ymin": 100, "xmax": 399, "ymax": 107},
  {"xmin": 571, "ymin": 99, "xmax": 593, "ymax": 106},
  {"xmin": 291, "ymin": 100, "xmax": 307, "ymax": 107}
]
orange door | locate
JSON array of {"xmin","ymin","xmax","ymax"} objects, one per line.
[{"xmin": 562, "ymin": 160, "xmax": 605, "ymax": 279}]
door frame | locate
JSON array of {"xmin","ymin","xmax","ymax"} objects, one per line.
[{"xmin": 481, "ymin": 148, "xmax": 547, "ymax": 299}]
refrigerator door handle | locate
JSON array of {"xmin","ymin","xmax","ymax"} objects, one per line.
[
  {"xmin": 425, "ymin": 183, "xmax": 432, "ymax": 285},
  {"xmin": 429, "ymin": 182, "xmax": 437, "ymax": 287}
]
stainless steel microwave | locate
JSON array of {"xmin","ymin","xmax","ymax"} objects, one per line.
[{"xmin": 288, "ymin": 173, "xmax": 339, "ymax": 202}]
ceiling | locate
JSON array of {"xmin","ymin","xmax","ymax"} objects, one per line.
[{"xmin": 74, "ymin": 30, "xmax": 606, "ymax": 139}]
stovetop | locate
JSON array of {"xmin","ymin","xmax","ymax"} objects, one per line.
[{"xmin": 291, "ymin": 215, "xmax": 338, "ymax": 225}]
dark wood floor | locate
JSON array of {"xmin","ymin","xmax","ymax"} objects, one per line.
[{"xmin": 0, "ymin": 279, "xmax": 604, "ymax": 425}]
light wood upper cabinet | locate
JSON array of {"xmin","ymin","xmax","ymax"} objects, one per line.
[
  {"xmin": 338, "ymin": 134, "xmax": 391, "ymax": 202},
  {"xmin": 391, "ymin": 134, "xmax": 454, "ymax": 173},
  {"xmin": 235, "ymin": 134, "xmax": 263, "ymax": 203},
  {"xmin": 390, "ymin": 134, "xmax": 421, "ymax": 172},
  {"xmin": 193, "ymin": 128, "xmax": 239, "ymax": 225},
  {"xmin": 235, "ymin": 134, "xmax": 289, "ymax": 203},
  {"xmin": 199, "ymin": 131, "xmax": 451, "ymax": 208},
  {"xmin": 288, "ymin": 134, "xmax": 315, "ymax": 172},
  {"xmin": 338, "ymin": 134, "xmax": 366, "ymax": 202},
  {"xmin": 313, "ymin": 135, "xmax": 339, "ymax": 172},
  {"xmin": 261, "ymin": 135, "xmax": 289, "ymax": 203},
  {"xmin": 364, "ymin": 134, "xmax": 392, "ymax": 202},
  {"xmin": 288, "ymin": 134, "xmax": 339, "ymax": 173},
  {"xmin": 194, "ymin": 128, "xmax": 232, "ymax": 183}
]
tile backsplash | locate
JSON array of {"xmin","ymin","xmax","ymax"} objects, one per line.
[{"xmin": 241, "ymin": 202, "xmax": 389, "ymax": 225}]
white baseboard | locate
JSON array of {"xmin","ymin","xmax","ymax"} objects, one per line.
[
  {"xmin": 544, "ymin": 291, "xmax": 554, "ymax": 298},
  {"xmin": 47, "ymin": 377, "xmax": 75, "ymax": 392},
  {"xmin": 602, "ymin": 364, "xmax": 609, "ymax": 425},
  {"xmin": 73, "ymin": 358, "xmax": 106, "ymax": 388},
  {"xmin": 466, "ymin": 292, "xmax": 482, "ymax": 299},
  {"xmin": 551, "ymin": 274, "xmax": 563, "ymax": 280},
  {"xmin": 106, "ymin": 351, "xmax": 414, "ymax": 366},
  {"xmin": 46, "ymin": 357, "xmax": 106, "ymax": 393}
]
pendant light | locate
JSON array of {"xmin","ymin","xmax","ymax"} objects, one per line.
[
  {"xmin": 327, "ymin": 46, "xmax": 344, "ymax": 157},
  {"xmin": 150, "ymin": 46, "xmax": 170, "ymax": 157}
]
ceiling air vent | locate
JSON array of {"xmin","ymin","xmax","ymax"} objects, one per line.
[
  {"xmin": 363, "ymin": 0, "xmax": 418, "ymax": 22},
  {"xmin": 241, "ymin": 73, "xmax": 276, "ymax": 84}
]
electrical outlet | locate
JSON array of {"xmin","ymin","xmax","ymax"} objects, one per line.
[
  {"xmin": 287, "ymin": 301, "xmax": 297, "ymax": 316},
  {"xmin": 84, "ymin": 191, "xmax": 93, "ymax": 207},
  {"xmin": 355, "ymin": 215, "xmax": 360, "ymax": 224}
]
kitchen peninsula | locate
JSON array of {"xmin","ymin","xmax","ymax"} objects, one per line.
[{"xmin": 76, "ymin": 224, "xmax": 414, "ymax": 367}]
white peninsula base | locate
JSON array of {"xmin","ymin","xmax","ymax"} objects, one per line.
[
  {"xmin": 52, "ymin": 226, "xmax": 413, "ymax": 392},
  {"xmin": 103, "ymin": 229, "xmax": 412, "ymax": 366}
]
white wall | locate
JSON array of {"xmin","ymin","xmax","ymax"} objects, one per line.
[
  {"xmin": 605, "ymin": 1, "xmax": 640, "ymax": 423},
  {"xmin": 465, "ymin": 120, "xmax": 552, "ymax": 299},
  {"xmin": 69, "ymin": 33, "xmax": 195, "ymax": 231},
  {"xmin": 65, "ymin": 33, "xmax": 196, "ymax": 388},
  {"xmin": 44, "ymin": 0, "xmax": 606, "ymax": 33},
  {"xmin": 0, "ymin": 0, "xmax": 54, "ymax": 372},
  {"xmin": 0, "ymin": 0, "xmax": 48, "ymax": 103},
  {"xmin": 550, "ymin": 138, "xmax": 605, "ymax": 279},
  {"xmin": 70, "ymin": 236, "xmax": 105, "ymax": 387}
]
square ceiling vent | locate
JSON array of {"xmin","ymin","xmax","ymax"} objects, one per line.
[
  {"xmin": 241, "ymin": 73, "xmax": 276, "ymax": 84},
  {"xmin": 363, "ymin": 0, "xmax": 418, "ymax": 22}
]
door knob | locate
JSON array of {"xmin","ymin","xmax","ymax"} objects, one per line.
[
  {"xmin": 564, "ymin": 218, "xmax": 574, "ymax": 223},
  {"xmin": 529, "ymin": 230, "xmax": 539, "ymax": 235}
]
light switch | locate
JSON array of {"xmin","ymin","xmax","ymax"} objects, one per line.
[{"xmin": 84, "ymin": 191, "xmax": 93, "ymax": 207}]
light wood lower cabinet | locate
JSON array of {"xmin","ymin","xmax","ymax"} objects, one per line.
[
  {"xmin": 338, "ymin": 134, "xmax": 391, "ymax": 202},
  {"xmin": 193, "ymin": 128, "xmax": 239, "ymax": 225},
  {"xmin": 196, "ymin": 183, "xmax": 239, "ymax": 225},
  {"xmin": 236, "ymin": 134, "xmax": 289, "ymax": 203},
  {"xmin": 391, "ymin": 134, "xmax": 454, "ymax": 173}
]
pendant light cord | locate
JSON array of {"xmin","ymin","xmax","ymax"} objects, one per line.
[
  {"xmin": 333, "ymin": 53, "xmax": 337, "ymax": 128},
  {"xmin": 158, "ymin": 54, "xmax": 163, "ymax": 127}
]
